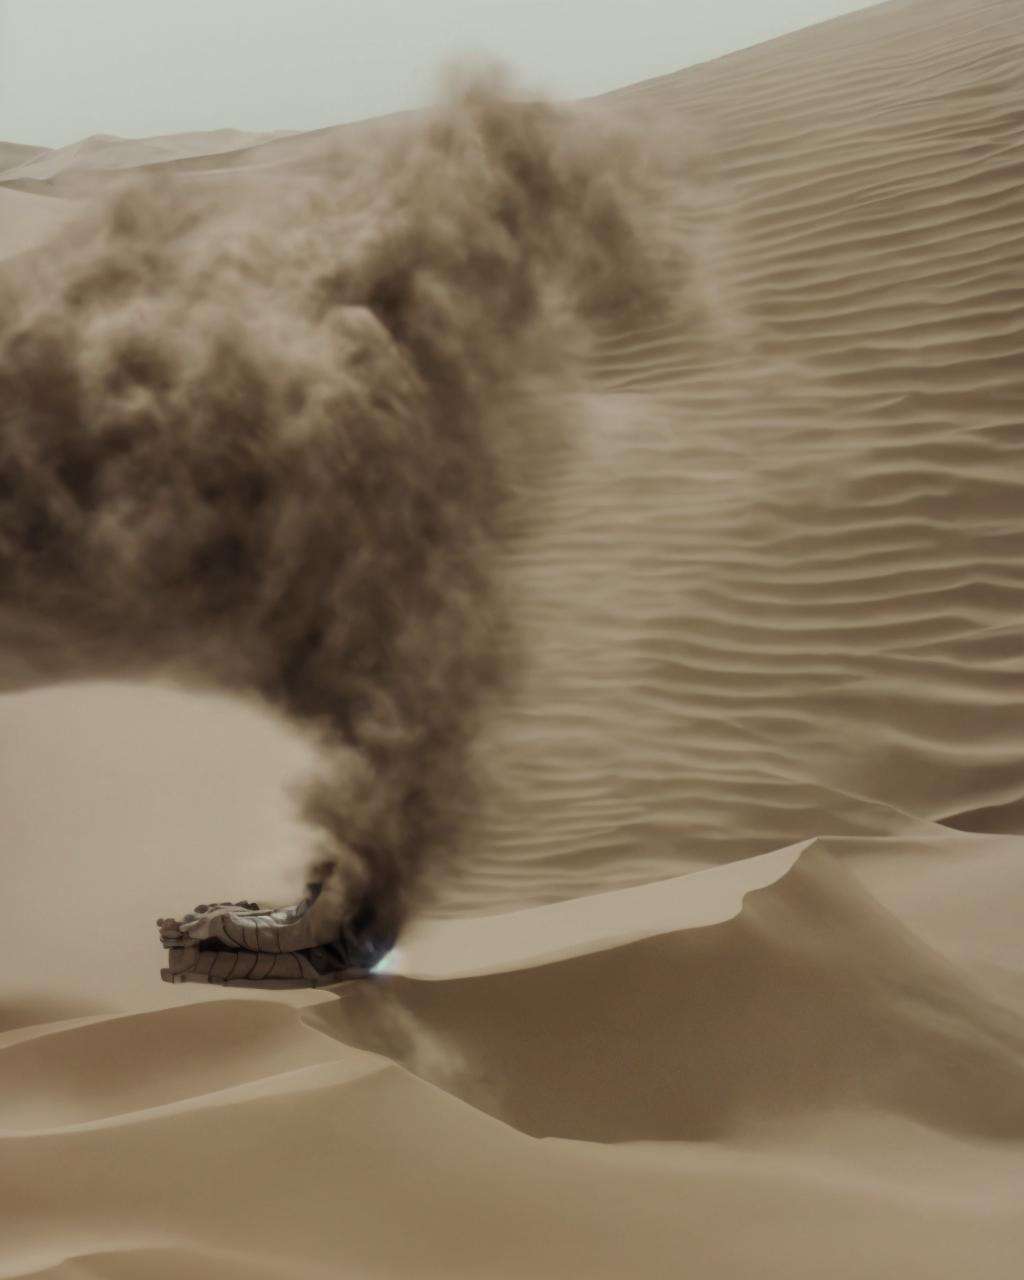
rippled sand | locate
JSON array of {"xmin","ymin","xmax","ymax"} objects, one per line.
[{"xmin": 2, "ymin": 0, "xmax": 1023, "ymax": 1275}]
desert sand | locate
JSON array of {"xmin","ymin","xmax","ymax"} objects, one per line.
[{"xmin": 2, "ymin": 0, "xmax": 1023, "ymax": 1275}]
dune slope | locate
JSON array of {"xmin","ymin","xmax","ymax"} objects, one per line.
[
  {"xmin": 3, "ymin": 845, "xmax": 1023, "ymax": 1280},
  {"xmin": 306, "ymin": 844, "xmax": 1024, "ymax": 1142},
  {"xmin": 438, "ymin": 0, "xmax": 1024, "ymax": 913},
  {"xmin": 9, "ymin": 1055, "xmax": 1022, "ymax": 1280}
]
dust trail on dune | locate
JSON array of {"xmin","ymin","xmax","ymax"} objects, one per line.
[{"xmin": 0, "ymin": 69, "xmax": 686, "ymax": 948}]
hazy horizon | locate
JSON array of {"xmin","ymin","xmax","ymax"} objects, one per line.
[{"xmin": 0, "ymin": 0, "xmax": 885, "ymax": 149}]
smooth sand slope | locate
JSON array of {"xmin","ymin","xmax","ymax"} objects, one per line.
[
  {"xmin": 0, "ymin": 188, "xmax": 78, "ymax": 259},
  {"xmin": 309, "ymin": 843, "xmax": 1024, "ymax": 1144},
  {"xmin": 3, "ymin": 841, "xmax": 1023, "ymax": 1280},
  {"xmin": 0, "ymin": 129, "xmax": 296, "ymax": 188},
  {"xmin": 2, "ymin": 0, "xmax": 1024, "ymax": 1275}
]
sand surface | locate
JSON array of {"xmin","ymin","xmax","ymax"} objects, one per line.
[
  {"xmin": 3, "ymin": 0, "xmax": 1024, "ymax": 1274},
  {"xmin": 0, "ymin": 128, "xmax": 296, "ymax": 188}
]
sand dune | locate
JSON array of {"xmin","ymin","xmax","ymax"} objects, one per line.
[
  {"xmin": 3, "ymin": 847, "xmax": 1023, "ymax": 1279},
  {"xmin": 3, "ymin": 0, "xmax": 1024, "ymax": 1274},
  {"xmin": 308, "ymin": 843, "xmax": 1024, "ymax": 1143},
  {"xmin": 0, "ymin": 142, "xmax": 50, "ymax": 174},
  {"xmin": 445, "ymin": 0, "xmax": 1024, "ymax": 913},
  {"xmin": 0, "ymin": 188, "xmax": 78, "ymax": 259},
  {"xmin": 0, "ymin": 1001, "xmax": 356, "ymax": 1130},
  {"xmin": 0, "ymin": 129, "xmax": 296, "ymax": 184}
]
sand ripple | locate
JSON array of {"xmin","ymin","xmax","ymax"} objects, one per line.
[{"xmin": 432, "ymin": 0, "xmax": 1024, "ymax": 914}]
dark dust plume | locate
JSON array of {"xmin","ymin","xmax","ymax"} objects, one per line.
[{"xmin": 0, "ymin": 70, "xmax": 687, "ymax": 951}]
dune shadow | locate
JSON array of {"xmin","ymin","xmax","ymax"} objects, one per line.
[{"xmin": 305, "ymin": 848, "xmax": 1024, "ymax": 1142}]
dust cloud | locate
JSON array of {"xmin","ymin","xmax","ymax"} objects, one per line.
[{"xmin": 0, "ymin": 69, "xmax": 684, "ymax": 950}]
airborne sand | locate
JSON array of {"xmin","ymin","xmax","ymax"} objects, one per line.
[{"xmin": 2, "ymin": 0, "xmax": 1024, "ymax": 1276}]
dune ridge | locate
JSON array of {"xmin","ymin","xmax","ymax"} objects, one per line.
[
  {"xmin": 3, "ymin": 842, "xmax": 1023, "ymax": 1279},
  {"xmin": 0, "ymin": 130, "xmax": 298, "ymax": 187},
  {"xmin": 306, "ymin": 842, "xmax": 1024, "ymax": 1143},
  {"xmin": 0, "ymin": 1001, "xmax": 359, "ymax": 1131}
]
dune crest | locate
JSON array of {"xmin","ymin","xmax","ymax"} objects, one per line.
[
  {"xmin": 0, "ymin": 1001, "xmax": 358, "ymax": 1131},
  {"xmin": 306, "ymin": 843, "xmax": 1024, "ymax": 1141}
]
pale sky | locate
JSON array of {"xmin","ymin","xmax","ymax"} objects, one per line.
[{"xmin": 1, "ymin": 0, "xmax": 884, "ymax": 148}]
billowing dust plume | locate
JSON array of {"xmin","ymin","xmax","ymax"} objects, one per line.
[{"xmin": 0, "ymin": 71, "xmax": 685, "ymax": 949}]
